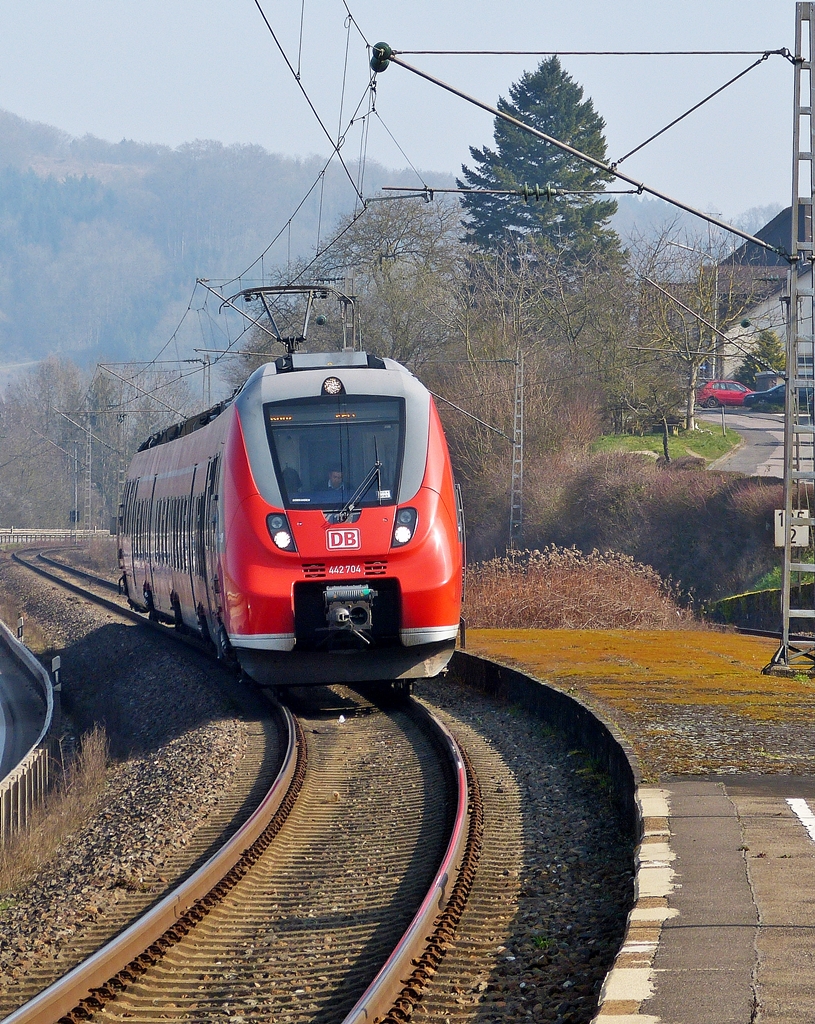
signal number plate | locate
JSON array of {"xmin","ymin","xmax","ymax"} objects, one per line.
[{"xmin": 327, "ymin": 528, "xmax": 361, "ymax": 550}]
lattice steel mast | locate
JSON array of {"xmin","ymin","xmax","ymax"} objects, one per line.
[
  {"xmin": 509, "ymin": 348, "xmax": 524, "ymax": 548},
  {"xmin": 767, "ymin": 2, "xmax": 815, "ymax": 672}
]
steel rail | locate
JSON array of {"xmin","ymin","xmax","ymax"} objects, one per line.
[
  {"xmin": 12, "ymin": 550, "xmax": 142, "ymax": 624},
  {"xmin": 3, "ymin": 702, "xmax": 305, "ymax": 1024},
  {"xmin": 11, "ymin": 546, "xmax": 484, "ymax": 1019},
  {"xmin": 11, "ymin": 551, "xmax": 211, "ymax": 659},
  {"xmin": 35, "ymin": 551, "xmax": 119, "ymax": 593},
  {"xmin": 341, "ymin": 700, "xmax": 484, "ymax": 1024}
]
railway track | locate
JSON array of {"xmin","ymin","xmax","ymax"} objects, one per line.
[
  {"xmin": 6, "ymin": 545, "xmax": 634, "ymax": 1023},
  {"xmin": 5, "ymin": 548, "xmax": 483, "ymax": 1024}
]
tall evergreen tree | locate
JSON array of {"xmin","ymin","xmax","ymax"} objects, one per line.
[
  {"xmin": 458, "ymin": 57, "xmax": 619, "ymax": 256},
  {"xmin": 733, "ymin": 329, "xmax": 785, "ymax": 388}
]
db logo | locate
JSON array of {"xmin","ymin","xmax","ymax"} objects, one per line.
[{"xmin": 327, "ymin": 528, "xmax": 361, "ymax": 550}]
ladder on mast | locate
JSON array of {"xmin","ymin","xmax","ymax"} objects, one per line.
[{"xmin": 767, "ymin": 1, "xmax": 815, "ymax": 672}]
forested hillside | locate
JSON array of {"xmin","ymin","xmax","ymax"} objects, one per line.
[{"xmin": 0, "ymin": 108, "xmax": 445, "ymax": 366}]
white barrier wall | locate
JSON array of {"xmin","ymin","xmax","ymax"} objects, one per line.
[{"xmin": 0, "ymin": 618, "xmax": 55, "ymax": 845}]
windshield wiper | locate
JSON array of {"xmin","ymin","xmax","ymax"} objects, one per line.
[{"xmin": 335, "ymin": 458, "xmax": 382, "ymax": 523}]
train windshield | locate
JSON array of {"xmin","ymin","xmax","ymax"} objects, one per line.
[{"xmin": 264, "ymin": 395, "xmax": 405, "ymax": 509}]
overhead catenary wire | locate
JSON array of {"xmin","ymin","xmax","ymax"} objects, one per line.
[
  {"xmin": 296, "ymin": 0, "xmax": 306, "ymax": 79},
  {"xmin": 134, "ymin": 280, "xmax": 202, "ymax": 380},
  {"xmin": 341, "ymin": 0, "xmax": 370, "ymax": 48},
  {"xmin": 427, "ymin": 389, "xmax": 511, "ymax": 440},
  {"xmin": 381, "ymin": 184, "xmax": 640, "ymax": 198},
  {"xmin": 138, "ymin": 4, "xmax": 379, "ymax": 388},
  {"xmin": 641, "ymin": 275, "xmax": 784, "ymax": 373},
  {"xmin": 227, "ymin": 75, "xmax": 375, "ymax": 285},
  {"xmin": 612, "ymin": 51, "xmax": 780, "ymax": 167},
  {"xmin": 252, "ymin": 0, "xmax": 365, "ymax": 204},
  {"xmin": 373, "ymin": 110, "xmax": 429, "ymax": 189},
  {"xmin": 393, "ymin": 48, "xmax": 795, "ymax": 58},
  {"xmin": 373, "ymin": 47, "xmax": 795, "ymax": 262}
]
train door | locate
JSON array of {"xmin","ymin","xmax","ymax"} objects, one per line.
[
  {"xmin": 146, "ymin": 475, "xmax": 159, "ymax": 613},
  {"xmin": 118, "ymin": 478, "xmax": 137, "ymax": 592},
  {"xmin": 202, "ymin": 454, "xmax": 222, "ymax": 638},
  {"xmin": 187, "ymin": 464, "xmax": 201, "ymax": 623}
]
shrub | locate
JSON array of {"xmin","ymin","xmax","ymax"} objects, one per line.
[
  {"xmin": 463, "ymin": 546, "xmax": 691, "ymax": 629},
  {"xmin": 518, "ymin": 451, "xmax": 781, "ymax": 602}
]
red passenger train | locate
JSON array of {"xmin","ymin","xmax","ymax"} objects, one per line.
[{"xmin": 118, "ymin": 349, "xmax": 464, "ymax": 688}]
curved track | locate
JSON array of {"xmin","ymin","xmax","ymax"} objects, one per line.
[{"xmin": 7, "ymin": 549, "xmax": 481, "ymax": 1024}]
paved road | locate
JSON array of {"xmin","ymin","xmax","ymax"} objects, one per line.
[
  {"xmin": 698, "ymin": 409, "xmax": 784, "ymax": 476},
  {"xmin": 0, "ymin": 643, "xmax": 46, "ymax": 779}
]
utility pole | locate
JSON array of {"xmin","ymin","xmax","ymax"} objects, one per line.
[
  {"xmin": 509, "ymin": 348, "xmax": 524, "ymax": 549},
  {"xmin": 85, "ymin": 409, "xmax": 93, "ymax": 534},
  {"xmin": 73, "ymin": 441, "xmax": 79, "ymax": 541},
  {"xmin": 766, "ymin": 1, "xmax": 815, "ymax": 673}
]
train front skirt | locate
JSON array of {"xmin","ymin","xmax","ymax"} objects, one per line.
[{"xmin": 233, "ymin": 637, "xmax": 457, "ymax": 686}]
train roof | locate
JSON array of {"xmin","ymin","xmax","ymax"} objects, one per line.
[{"xmin": 136, "ymin": 351, "xmax": 411, "ymax": 451}]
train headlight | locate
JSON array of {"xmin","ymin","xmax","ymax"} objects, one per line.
[
  {"xmin": 391, "ymin": 507, "xmax": 417, "ymax": 547},
  {"xmin": 267, "ymin": 513, "xmax": 297, "ymax": 551}
]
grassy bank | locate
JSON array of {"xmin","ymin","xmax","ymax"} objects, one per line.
[
  {"xmin": 464, "ymin": 628, "xmax": 815, "ymax": 778},
  {"xmin": 591, "ymin": 425, "xmax": 741, "ymax": 463}
]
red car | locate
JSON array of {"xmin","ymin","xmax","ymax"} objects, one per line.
[{"xmin": 696, "ymin": 380, "xmax": 754, "ymax": 408}]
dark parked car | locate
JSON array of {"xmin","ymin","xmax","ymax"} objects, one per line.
[
  {"xmin": 743, "ymin": 383, "xmax": 785, "ymax": 411},
  {"xmin": 744, "ymin": 383, "xmax": 814, "ymax": 415},
  {"xmin": 696, "ymin": 380, "xmax": 754, "ymax": 408}
]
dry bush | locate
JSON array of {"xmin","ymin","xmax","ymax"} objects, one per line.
[
  {"xmin": 521, "ymin": 451, "xmax": 782, "ymax": 602},
  {"xmin": 0, "ymin": 726, "xmax": 108, "ymax": 894},
  {"xmin": 83, "ymin": 534, "xmax": 119, "ymax": 573},
  {"xmin": 464, "ymin": 546, "xmax": 692, "ymax": 629}
]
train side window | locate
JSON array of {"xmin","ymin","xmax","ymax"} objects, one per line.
[
  {"xmin": 170, "ymin": 498, "xmax": 175, "ymax": 568},
  {"xmin": 176, "ymin": 498, "xmax": 183, "ymax": 570}
]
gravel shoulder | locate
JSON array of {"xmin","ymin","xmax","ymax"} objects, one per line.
[
  {"xmin": 0, "ymin": 553, "xmax": 267, "ymax": 1015},
  {"xmin": 415, "ymin": 677, "xmax": 633, "ymax": 1024}
]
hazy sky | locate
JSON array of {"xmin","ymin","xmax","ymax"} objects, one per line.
[{"xmin": 0, "ymin": 1, "xmax": 800, "ymax": 221}]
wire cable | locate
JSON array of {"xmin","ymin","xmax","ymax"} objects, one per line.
[
  {"xmin": 373, "ymin": 109, "xmax": 428, "ymax": 188},
  {"xmin": 133, "ymin": 280, "xmax": 201, "ymax": 379},
  {"xmin": 226, "ymin": 75, "xmax": 375, "ymax": 285},
  {"xmin": 252, "ymin": 0, "xmax": 364, "ymax": 203},
  {"xmin": 296, "ymin": 0, "xmax": 306, "ymax": 79},
  {"xmin": 337, "ymin": 14, "xmax": 353, "ymax": 145},
  {"xmin": 381, "ymin": 184, "xmax": 640, "ymax": 198},
  {"xmin": 394, "ymin": 48, "xmax": 795, "ymax": 58},
  {"xmin": 378, "ymin": 49, "xmax": 794, "ymax": 262},
  {"xmin": 612, "ymin": 52, "xmax": 777, "ymax": 167},
  {"xmin": 341, "ymin": 0, "xmax": 370, "ymax": 48}
]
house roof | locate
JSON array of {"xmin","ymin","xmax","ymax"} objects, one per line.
[{"xmin": 726, "ymin": 207, "xmax": 791, "ymax": 268}]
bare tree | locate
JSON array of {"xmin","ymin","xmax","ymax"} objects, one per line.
[{"xmin": 630, "ymin": 230, "xmax": 766, "ymax": 430}]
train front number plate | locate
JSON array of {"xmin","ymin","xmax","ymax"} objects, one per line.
[{"xmin": 327, "ymin": 528, "xmax": 361, "ymax": 550}]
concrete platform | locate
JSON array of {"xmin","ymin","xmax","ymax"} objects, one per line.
[{"xmin": 595, "ymin": 777, "xmax": 815, "ymax": 1023}]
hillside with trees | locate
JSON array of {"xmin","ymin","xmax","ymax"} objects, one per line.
[{"xmin": 0, "ymin": 108, "xmax": 450, "ymax": 367}]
